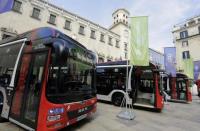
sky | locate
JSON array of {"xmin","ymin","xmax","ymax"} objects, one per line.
[{"xmin": 51, "ymin": 0, "xmax": 200, "ymax": 52}]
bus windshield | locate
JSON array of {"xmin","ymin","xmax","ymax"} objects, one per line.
[{"xmin": 46, "ymin": 53, "xmax": 95, "ymax": 104}]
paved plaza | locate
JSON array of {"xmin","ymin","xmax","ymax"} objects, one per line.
[{"xmin": 0, "ymin": 96, "xmax": 200, "ymax": 131}]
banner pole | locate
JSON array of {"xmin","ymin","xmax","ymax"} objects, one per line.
[
  {"xmin": 117, "ymin": 17, "xmax": 135, "ymax": 121},
  {"xmin": 126, "ymin": 59, "xmax": 128, "ymax": 109}
]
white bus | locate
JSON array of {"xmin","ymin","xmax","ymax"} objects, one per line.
[{"xmin": 96, "ymin": 61, "xmax": 164, "ymax": 111}]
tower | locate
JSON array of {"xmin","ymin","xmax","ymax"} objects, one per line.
[
  {"xmin": 112, "ymin": 9, "xmax": 130, "ymax": 26},
  {"xmin": 110, "ymin": 9, "xmax": 130, "ymax": 60}
]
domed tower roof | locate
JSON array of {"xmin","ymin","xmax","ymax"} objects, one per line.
[{"xmin": 112, "ymin": 8, "xmax": 130, "ymax": 26}]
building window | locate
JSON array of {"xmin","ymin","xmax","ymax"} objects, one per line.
[
  {"xmin": 188, "ymin": 20, "xmax": 195, "ymax": 25},
  {"xmin": 182, "ymin": 51, "xmax": 190, "ymax": 59},
  {"xmin": 125, "ymin": 52, "xmax": 128, "ymax": 59},
  {"xmin": 2, "ymin": 34, "xmax": 12, "ymax": 39},
  {"xmin": 124, "ymin": 43, "xmax": 128, "ymax": 51},
  {"xmin": 108, "ymin": 37, "xmax": 112, "ymax": 46},
  {"xmin": 48, "ymin": 14, "xmax": 56, "ymax": 25},
  {"xmin": 31, "ymin": 8, "xmax": 40, "ymax": 20},
  {"xmin": 107, "ymin": 56, "xmax": 112, "ymax": 62},
  {"xmin": 90, "ymin": 30, "xmax": 96, "ymax": 39},
  {"xmin": 12, "ymin": 0, "xmax": 22, "ymax": 13},
  {"xmin": 182, "ymin": 41, "xmax": 189, "ymax": 47},
  {"xmin": 123, "ymin": 14, "xmax": 125, "ymax": 17},
  {"xmin": 64, "ymin": 20, "xmax": 71, "ymax": 30},
  {"xmin": 115, "ymin": 40, "xmax": 120, "ymax": 48},
  {"xmin": 180, "ymin": 30, "xmax": 188, "ymax": 39},
  {"xmin": 79, "ymin": 25, "xmax": 85, "ymax": 35},
  {"xmin": 98, "ymin": 57, "xmax": 104, "ymax": 63},
  {"xmin": 100, "ymin": 34, "xmax": 105, "ymax": 42}
]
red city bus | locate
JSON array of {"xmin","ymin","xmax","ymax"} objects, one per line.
[
  {"xmin": 96, "ymin": 61, "xmax": 164, "ymax": 111},
  {"xmin": 0, "ymin": 27, "xmax": 97, "ymax": 131},
  {"xmin": 162, "ymin": 73, "xmax": 192, "ymax": 103}
]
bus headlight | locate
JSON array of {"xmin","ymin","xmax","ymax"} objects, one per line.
[
  {"xmin": 48, "ymin": 107, "xmax": 64, "ymax": 115},
  {"xmin": 47, "ymin": 115, "xmax": 61, "ymax": 122},
  {"xmin": 47, "ymin": 108, "xmax": 64, "ymax": 122}
]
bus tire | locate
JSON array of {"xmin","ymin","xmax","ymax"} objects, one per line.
[
  {"xmin": 112, "ymin": 93, "xmax": 124, "ymax": 106},
  {"xmin": 0, "ymin": 93, "xmax": 5, "ymax": 122},
  {"xmin": 155, "ymin": 108, "xmax": 162, "ymax": 113}
]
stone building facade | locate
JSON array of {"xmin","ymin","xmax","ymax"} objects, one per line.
[
  {"xmin": 0, "ymin": 0, "xmax": 164, "ymax": 67},
  {"xmin": 0, "ymin": 0, "xmax": 128, "ymax": 62},
  {"xmin": 172, "ymin": 15, "xmax": 200, "ymax": 71}
]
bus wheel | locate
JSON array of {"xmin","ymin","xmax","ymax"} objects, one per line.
[
  {"xmin": 155, "ymin": 108, "xmax": 162, "ymax": 113},
  {"xmin": 112, "ymin": 93, "xmax": 124, "ymax": 106}
]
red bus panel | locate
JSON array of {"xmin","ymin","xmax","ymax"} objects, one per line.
[{"xmin": 10, "ymin": 53, "xmax": 32, "ymax": 116}]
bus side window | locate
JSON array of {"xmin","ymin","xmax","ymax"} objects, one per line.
[
  {"xmin": 0, "ymin": 43, "xmax": 22, "ymax": 86},
  {"xmin": 48, "ymin": 67, "xmax": 58, "ymax": 94},
  {"xmin": 1, "ymin": 74, "xmax": 11, "ymax": 85}
]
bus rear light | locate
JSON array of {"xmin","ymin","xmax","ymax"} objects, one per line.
[
  {"xmin": 47, "ymin": 115, "xmax": 61, "ymax": 122},
  {"xmin": 48, "ymin": 107, "xmax": 64, "ymax": 115}
]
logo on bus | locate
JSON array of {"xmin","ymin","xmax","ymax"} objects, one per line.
[{"xmin": 78, "ymin": 107, "xmax": 88, "ymax": 113}]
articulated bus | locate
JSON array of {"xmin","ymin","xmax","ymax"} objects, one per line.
[
  {"xmin": 162, "ymin": 73, "xmax": 192, "ymax": 103},
  {"xmin": 96, "ymin": 61, "xmax": 164, "ymax": 111},
  {"xmin": 0, "ymin": 27, "xmax": 97, "ymax": 131}
]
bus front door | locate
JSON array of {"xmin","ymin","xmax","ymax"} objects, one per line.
[{"xmin": 10, "ymin": 51, "xmax": 48, "ymax": 130}]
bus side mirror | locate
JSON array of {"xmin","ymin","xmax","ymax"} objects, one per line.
[{"xmin": 52, "ymin": 40, "xmax": 69, "ymax": 63}]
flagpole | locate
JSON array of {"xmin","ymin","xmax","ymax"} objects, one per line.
[
  {"xmin": 126, "ymin": 59, "xmax": 128, "ymax": 109},
  {"xmin": 117, "ymin": 17, "xmax": 135, "ymax": 121}
]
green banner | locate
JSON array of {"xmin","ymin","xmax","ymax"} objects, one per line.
[
  {"xmin": 130, "ymin": 16, "xmax": 149, "ymax": 66},
  {"xmin": 183, "ymin": 58, "xmax": 194, "ymax": 79}
]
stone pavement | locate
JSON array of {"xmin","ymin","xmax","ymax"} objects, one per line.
[{"xmin": 0, "ymin": 96, "xmax": 200, "ymax": 131}]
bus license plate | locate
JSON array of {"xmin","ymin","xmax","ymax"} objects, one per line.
[{"xmin": 77, "ymin": 114, "xmax": 87, "ymax": 121}]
